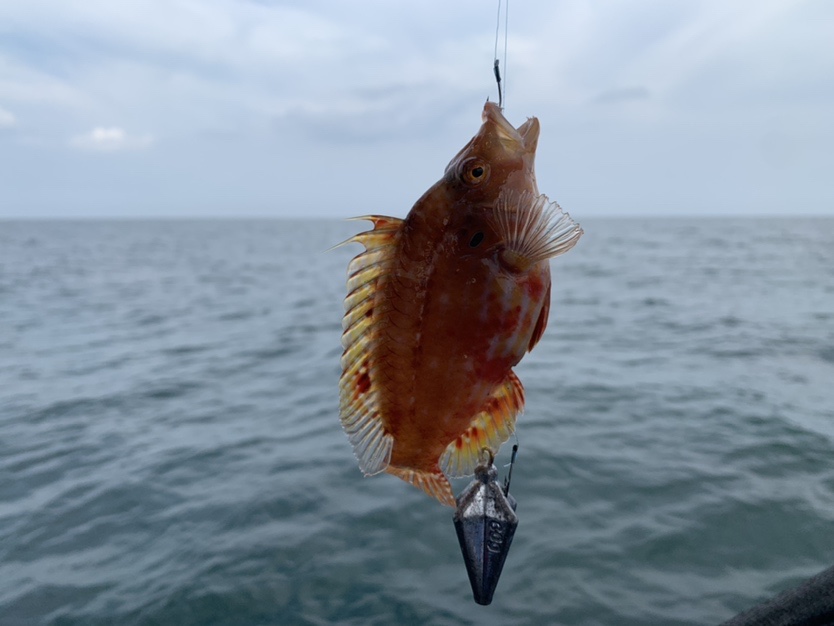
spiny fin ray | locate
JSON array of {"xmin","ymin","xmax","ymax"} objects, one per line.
[
  {"xmin": 331, "ymin": 215, "xmax": 403, "ymax": 251},
  {"xmin": 339, "ymin": 214, "xmax": 403, "ymax": 476}
]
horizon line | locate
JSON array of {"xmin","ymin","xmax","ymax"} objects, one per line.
[{"xmin": 2, "ymin": 212, "xmax": 833, "ymax": 221}]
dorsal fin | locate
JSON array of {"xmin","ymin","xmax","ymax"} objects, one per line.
[
  {"xmin": 491, "ymin": 191, "xmax": 583, "ymax": 271},
  {"xmin": 439, "ymin": 372, "xmax": 525, "ymax": 478},
  {"xmin": 339, "ymin": 215, "xmax": 403, "ymax": 476}
]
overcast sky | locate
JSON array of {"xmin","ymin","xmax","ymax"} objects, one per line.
[{"xmin": 1, "ymin": 0, "xmax": 832, "ymax": 218}]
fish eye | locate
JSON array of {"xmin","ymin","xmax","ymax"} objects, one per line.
[
  {"xmin": 459, "ymin": 158, "xmax": 490, "ymax": 186},
  {"xmin": 469, "ymin": 232, "xmax": 484, "ymax": 248}
]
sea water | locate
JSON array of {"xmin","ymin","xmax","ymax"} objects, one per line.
[{"xmin": 1, "ymin": 218, "xmax": 833, "ymax": 625}]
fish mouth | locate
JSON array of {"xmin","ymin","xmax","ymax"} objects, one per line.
[
  {"xmin": 482, "ymin": 102, "xmax": 540, "ymax": 157},
  {"xmin": 443, "ymin": 101, "xmax": 541, "ymax": 179}
]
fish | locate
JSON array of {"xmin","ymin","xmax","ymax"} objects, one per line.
[{"xmin": 339, "ymin": 101, "xmax": 582, "ymax": 507}]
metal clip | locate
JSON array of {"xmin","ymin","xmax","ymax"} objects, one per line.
[{"xmin": 453, "ymin": 449, "xmax": 518, "ymax": 605}]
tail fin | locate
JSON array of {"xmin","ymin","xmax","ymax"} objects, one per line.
[{"xmin": 387, "ymin": 466, "xmax": 455, "ymax": 507}]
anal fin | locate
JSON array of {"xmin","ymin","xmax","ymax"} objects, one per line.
[
  {"xmin": 387, "ymin": 466, "xmax": 456, "ymax": 508},
  {"xmin": 440, "ymin": 372, "xmax": 525, "ymax": 478}
]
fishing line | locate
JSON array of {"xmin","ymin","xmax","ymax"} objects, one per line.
[
  {"xmin": 493, "ymin": 0, "xmax": 510, "ymax": 108},
  {"xmin": 503, "ymin": 0, "xmax": 509, "ymax": 106},
  {"xmin": 493, "ymin": 0, "xmax": 502, "ymax": 69},
  {"xmin": 502, "ymin": 442, "xmax": 518, "ymax": 496}
]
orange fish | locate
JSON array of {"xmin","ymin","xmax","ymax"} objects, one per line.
[{"xmin": 339, "ymin": 102, "xmax": 582, "ymax": 507}]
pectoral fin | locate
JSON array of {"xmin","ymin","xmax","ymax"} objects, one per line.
[
  {"xmin": 527, "ymin": 281, "xmax": 551, "ymax": 352},
  {"xmin": 491, "ymin": 191, "xmax": 583, "ymax": 271}
]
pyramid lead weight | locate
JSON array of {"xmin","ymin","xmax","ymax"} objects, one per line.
[{"xmin": 453, "ymin": 461, "xmax": 519, "ymax": 605}]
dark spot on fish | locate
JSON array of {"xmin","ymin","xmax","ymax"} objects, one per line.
[
  {"xmin": 527, "ymin": 276, "xmax": 545, "ymax": 300},
  {"xmin": 500, "ymin": 306, "xmax": 521, "ymax": 332},
  {"xmin": 455, "ymin": 436, "xmax": 463, "ymax": 449},
  {"xmin": 365, "ymin": 307, "xmax": 373, "ymax": 318},
  {"xmin": 469, "ymin": 232, "xmax": 484, "ymax": 248},
  {"xmin": 357, "ymin": 372, "xmax": 371, "ymax": 395}
]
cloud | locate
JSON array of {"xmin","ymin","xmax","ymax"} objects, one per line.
[
  {"xmin": 591, "ymin": 86, "xmax": 650, "ymax": 105},
  {"xmin": 70, "ymin": 126, "xmax": 153, "ymax": 151},
  {"xmin": 0, "ymin": 106, "xmax": 16, "ymax": 128},
  {"xmin": 1, "ymin": 0, "xmax": 833, "ymax": 217}
]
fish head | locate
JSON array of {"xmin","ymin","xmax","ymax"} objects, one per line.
[
  {"xmin": 444, "ymin": 101, "xmax": 540, "ymax": 206},
  {"xmin": 435, "ymin": 102, "xmax": 568, "ymax": 273}
]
